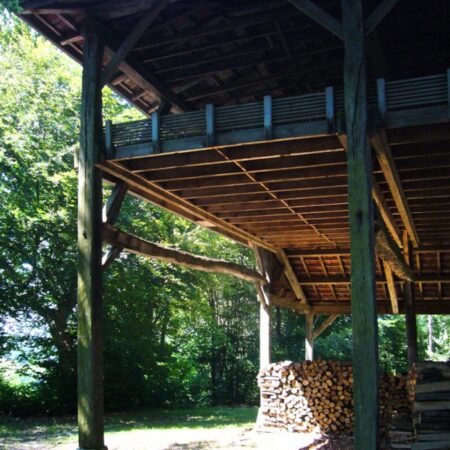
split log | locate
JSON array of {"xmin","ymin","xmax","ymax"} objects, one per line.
[{"xmin": 101, "ymin": 223, "xmax": 267, "ymax": 284}]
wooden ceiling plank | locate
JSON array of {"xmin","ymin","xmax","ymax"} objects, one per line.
[{"xmin": 99, "ymin": 160, "xmax": 275, "ymax": 252}]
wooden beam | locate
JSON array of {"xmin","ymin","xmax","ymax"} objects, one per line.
[
  {"xmin": 372, "ymin": 179, "xmax": 402, "ymax": 247},
  {"xmin": 93, "ymin": 19, "xmax": 189, "ymax": 112},
  {"xmin": 102, "ymin": 245, "xmax": 122, "ymax": 271},
  {"xmin": 403, "ymin": 231, "xmax": 418, "ymax": 368},
  {"xmin": 370, "ymin": 129, "xmax": 419, "ymax": 247},
  {"xmin": 287, "ymin": 0, "xmax": 343, "ymax": 40},
  {"xmin": 383, "ymin": 261, "xmax": 399, "ymax": 314},
  {"xmin": 102, "ymin": 223, "xmax": 267, "ymax": 285},
  {"xmin": 365, "ymin": 0, "xmax": 401, "ymax": 35},
  {"xmin": 374, "ymin": 215, "xmax": 414, "ymax": 281},
  {"xmin": 305, "ymin": 313, "xmax": 314, "ymax": 361},
  {"xmin": 102, "ymin": 181, "xmax": 128, "ymax": 225},
  {"xmin": 77, "ymin": 19, "xmax": 105, "ymax": 450},
  {"xmin": 101, "ymin": 0, "xmax": 168, "ymax": 86},
  {"xmin": 99, "ymin": 160, "xmax": 276, "ymax": 252},
  {"xmin": 276, "ymin": 249, "xmax": 308, "ymax": 303},
  {"xmin": 342, "ymin": 1, "xmax": 379, "ymax": 449},
  {"xmin": 254, "ymin": 247, "xmax": 279, "ymax": 369},
  {"xmin": 313, "ymin": 315, "xmax": 338, "ymax": 339},
  {"xmin": 271, "ymin": 296, "xmax": 450, "ymax": 315}
]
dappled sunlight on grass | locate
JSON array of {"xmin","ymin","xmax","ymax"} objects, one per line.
[{"xmin": 0, "ymin": 406, "xmax": 258, "ymax": 449}]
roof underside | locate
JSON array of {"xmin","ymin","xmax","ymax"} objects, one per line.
[
  {"xmin": 19, "ymin": 0, "xmax": 450, "ymax": 112},
  {"xmin": 17, "ymin": 0, "xmax": 450, "ymax": 314}
]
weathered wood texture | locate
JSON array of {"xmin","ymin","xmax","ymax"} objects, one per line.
[
  {"xmin": 77, "ymin": 19, "xmax": 105, "ymax": 450},
  {"xmin": 102, "ymin": 223, "xmax": 266, "ymax": 284},
  {"xmin": 254, "ymin": 247, "xmax": 280, "ymax": 369},
  {"xmin": 342, "ymin": 1, "xmax": 379, "ymax": 448},
  {"xmin": 403, "ymin": 232, "xmax": 418, "ymax": 368}
]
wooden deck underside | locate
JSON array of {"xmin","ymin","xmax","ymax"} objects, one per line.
[{"xmin": 99, "ymin": 73, "xmax": 450, "ymax": 315}]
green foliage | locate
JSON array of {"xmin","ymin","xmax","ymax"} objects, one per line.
[{"xmin": 0, "ymin": 14, "xmax": 448, "ymax": 419}]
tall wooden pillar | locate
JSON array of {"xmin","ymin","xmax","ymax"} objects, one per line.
[
  {"xmin": 259, "ymin": 289, "xmax": 272, "ymax": 369},
  {"xmin": 254, "ymin": 247, "xmax": 275, "ymax": 369},
  {"xmin": 305, "ymin": 313, "xmax": 314, "ymax": 361},
  {"xmin": 341, "ymin": 1, "xmax": 379, "ymax": 449},
  {"xmin": 403, "ymin": 232, "xmax": 418, "ymax": 368},
  {"xmin": 77, "ymin": 19, "xmax": 106, "ymax": 450}
]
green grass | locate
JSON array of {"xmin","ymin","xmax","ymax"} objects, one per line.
[{"xmin": 0, "ymin": 406, "xmax": 258, "ymax": 449}]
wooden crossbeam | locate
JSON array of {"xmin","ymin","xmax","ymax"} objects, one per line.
[
  {"xmin": 365, "ymin": 0, "xmax": 401, "ymax": 35},
  {"xmin": 276, "ymin": 249, "xmax": 308, "ymax": 304},
  {"xmin": 287, "ymin": 0, "xmax": 343, "ymax": 40},
  {"xmin": 92, "ymin": 19, "xmax": 189, "ymax": 112},
  {"xmin": 101, "ymin": 0, "xmax": 168, "ymax": 86},
  {"xmin": 102, "ymin": 181, "xmax": 128, "ymax": 225},
  {"xmin": 383, "ymin": 261, "xmax": 399, "ymax": 314},
  {"xmin": 375, "ymin": 214, "xmax": 414, "ymax": 281},
  {"xmin": 102, "ymin": 245, "xmax": 122, "ymax": 271},
  {"xmin": 370, "ymin": 129, "xmax": 419, "ymax": 247},
  {"xmin": 337, "ymin": 134, "xmax": 402, "ymax": 249},
  {"xmin": 102, "ymin": 223, "xmax": 267, "ymax": 285},
  {"xmin": 271, "ymin": 296, "xmax": 450, "ymax": 315},
  {"xmin": 372, "ymin": 180, "xmax": 402, "ymax": 247},
  {"xmin": 313, "ymin": 315, "xmax": 338, "ymax": 339}
]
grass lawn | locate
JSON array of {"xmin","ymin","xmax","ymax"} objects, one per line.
[{"xmin": 0, "ymin": 406, "xmax": 260, "ymax": 450}]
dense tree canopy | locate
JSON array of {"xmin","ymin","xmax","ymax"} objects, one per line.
[{"xmin": 0, "ymin": 13, "xmax": 448, "ymax": 416}]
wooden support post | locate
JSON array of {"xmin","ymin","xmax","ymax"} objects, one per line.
[
  {"xmin": 403, "ymin": 231, "xmax": 418, "ymax": 368},
  {"xmin": 341, "ymin": 1, "xmax": 379, "ymax": 449},
  {"xmin": 254, "ymin": 247, "xmax": 280, "ymax": 369},
  {"xmin": 77, "ymin": 19, "xmax": 106, "ymax": 450},
  {"xmin": 305, "ymin": 313, "xmax": 314, "ymax": 361}
]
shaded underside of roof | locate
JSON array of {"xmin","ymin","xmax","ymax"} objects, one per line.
[
  {"xmin": 19, "ymin": 0, "xmax": 450, "ymax": 113},
  {"xmin": 17, "ymin": 0, "xmax": 450, "ymax": 313}
]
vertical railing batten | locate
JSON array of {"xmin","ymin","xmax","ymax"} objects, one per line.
[
  {"xmin": 206, "ymin": 103, "xmax": 215, "ymax": 146},
  {"xmin": 264, "ymin": 95, "xmax": 273, "ymax": 139},
  {"xmin": 152, "ymin": 111, "xmax": 160, "ymax": 153}
]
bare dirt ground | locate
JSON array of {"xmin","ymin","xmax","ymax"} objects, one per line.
[{"xmin": 1, "ymin": 427, "xmax": 354, "ymax": 450}]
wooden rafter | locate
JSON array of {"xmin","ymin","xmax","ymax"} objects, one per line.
[
  {"xmin": 383, "ymin": 261, "xmax": 399, "ymax": 314},
  {"xmin": 287, "ymin": 0, "xmax": 343, "ymax": 40},
  {"xmin": 102, "ymin": 223, "xmax": 267, "ymax": 285},
  {"xmin": 365, "ymin": 0, "xmax": 401, "ymax": 35},
  {"xmin": 101, "ymin": 0, "xmax": 168, "ymax": 87},
  {"xmin": 370, "ymin": 129, "xmax": 419, "ymax": 247},
  {"xmin": 92, "ymin": 19, "xmax": 189, "ymax": 112},
  {"xmin": 100, "ymin": 161, "xmax": 275, "ymax": 251},
  {"xmin": 276, "ymin": 250, "xmax": 308, "ymax": 303}
]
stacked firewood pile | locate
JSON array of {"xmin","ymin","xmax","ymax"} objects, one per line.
[{"xmin": 257, "ymin": 360, "xmax": 411, "ymax": 435}]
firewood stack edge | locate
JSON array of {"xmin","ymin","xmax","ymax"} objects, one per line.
[{"xmin": 257, "ymin": 360, "xmax": 411, "ymax": 436}]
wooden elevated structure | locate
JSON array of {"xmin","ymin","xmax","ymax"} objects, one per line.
[{"xmin": 16, "ymin": 1, "xmax": 450, "ymax": 449}]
